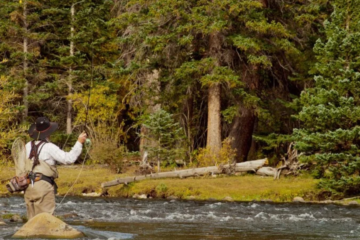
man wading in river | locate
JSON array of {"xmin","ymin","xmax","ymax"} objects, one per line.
[{"xmin": 24, "ymin": 117, "xmax": 87, "ymax": 219}]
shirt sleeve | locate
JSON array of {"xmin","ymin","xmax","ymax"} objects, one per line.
[{"xmin": 48, "ymin": 141, "xmax": 83, "ymax": 165}]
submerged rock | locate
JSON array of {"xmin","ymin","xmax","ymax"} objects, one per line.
[
  {"xmin": 60, "ymin": 213, "xmax": 79, "ymax": 219},
  {"xmin": 10, "ymin": 214, "xmax": 23, "ymax": 223},
  {"xmin": 12, "ymin": 212, "xmax": 84, "ymax": 239}
]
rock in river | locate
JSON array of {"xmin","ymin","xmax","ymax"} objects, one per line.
[{"xmin": 12, "ymin": 212, "xmax": 84, "ymax": 239}]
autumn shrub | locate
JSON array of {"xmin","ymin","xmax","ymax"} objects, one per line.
[
  {"xmin": 195, "ymin": 138, "xmax": 237, "ymax": 167},
  {"xmin": 89, "ymin": 141, "xmax": 127, "ymax": 173},
  {"xmin": 71, "ymin": 83, "xmax": 128, "ymax": 173},
  {"xmin": 0, "ymin": 75, "xmax": 22, "ymax": 165}
]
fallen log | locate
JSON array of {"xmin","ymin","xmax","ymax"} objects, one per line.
[
  {"xmin": 256, "ymin": 167, "xmax": 277, "ymax": 177},
  {"xmin": 101, "ymin": 158, "xmax": 268, "ymax": 188},
  {"xmin": 274, "ymin": 143, "xmax": 307, "ymax": 179}
]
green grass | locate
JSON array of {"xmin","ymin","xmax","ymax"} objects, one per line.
[
  {"xmin": 0, "ymin": 164, "xmax": 319, "ymax": 202},
  {"xmin": 114, "ymin": 174, "xmax": 319, "ymax": 202}
]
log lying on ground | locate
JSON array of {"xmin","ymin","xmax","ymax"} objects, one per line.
[
  {"xmin": 101, "ymin": 158, "xmax": 268, "ymax": 188},
  {"xmin": 256, "ymin": 167, "xmax": 277, "ymax": 177}
]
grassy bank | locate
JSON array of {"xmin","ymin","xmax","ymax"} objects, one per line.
[{"xmin": 0, "ymin": 164, "xmax": 321, "ymax": 202}]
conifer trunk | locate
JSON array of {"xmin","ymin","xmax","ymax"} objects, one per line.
[
  {"xmin": 229, "ymin": 66, "xmax": 259, "ymax": 162},
  {"xmin": 67, "ymin": 3, "xmax": 75, "ymax": 134},
  {"xmin": 102, "ymin": 158, "xmax": 268, "ymax": 188},
  {"xmin": 260, "ymin": 0, "xmax": 268, "ymax": 8},
  {"xmin": 140, "ymin": 70, "xmax": 161, "ymax": 159},
  {"xmin": 207, "ymin": 83, "xmax": 222, "ymax": 154},
  {"xmin": 22, "ymin": 0, "xmax": 28, "ymax": 121},
  {"xmin": 182, "ymin": 87, "xmax": 194, "ymax": 163},
  {"xmin": 206, "ymin": 32, "xmax": 222, "ymax": 155},
  {"xmin": 187, "ymin": 89, "xmax": 194, "ymax": 163},
  {"xmin": 229, "ymin": 107, "xmax": 256, "ymax": 162}
]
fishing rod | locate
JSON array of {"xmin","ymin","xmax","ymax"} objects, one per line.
[{"xmin": 56, "ymin": 10, "xmax": 95, "ymax": 209}]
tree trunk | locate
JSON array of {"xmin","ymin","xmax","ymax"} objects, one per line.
[
  {"xmin": 22, "ymin": 0, "xmax": 28, "ymax": 121},
  {"xmin": 229, "ymin": 106, "xmax": 256, "ymax": 162},
  {"xmin": 206, "ymin": 31, "xmax": 222, "ymax": 155},
  {"xmin": 181, "ymin": 87, "xmax": 194, "ymax": 163},
  {"xmin": 67, "ymin": 3, "xmax": 75, "ymax": 134},
  {"xmin": 139, "ymin": 70, "xmax": 161, "ymax": 159},
  {"xmin": 101, "ymin": 158, "xmax": 268, "ymax": 188},
  {"xmin": 259, "ymin": 0, "xmax": 268, "ymax": 8},
  {"xmin": 229, "ymin": 66, "xmax": 259, "ymax": 162},
  {"xmin": 207, "ymin": 83, "xmax": 222, "ymax": 154},
  {"xmin": 256, "ymin": 167, "xmax": 276, "ymax": 177}
]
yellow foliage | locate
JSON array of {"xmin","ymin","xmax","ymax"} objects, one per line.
[
  {"xmin": 70, "ymin": 84, "xmax": 129, "ymax": 172},
  {"xmin": 0, "ymin": 75, "xmax": 19, "ymax": 162},
  {"xmin": 196, "ymin": 138, "xmax": 237, "ymax": 167},
  {"xmin": 71, "ymin": 85, "xmax": 120, "ymax": 124}
]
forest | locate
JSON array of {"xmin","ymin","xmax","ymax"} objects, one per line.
[{"xmin": 1, "ymin": 0, "xmax": 360, "ymax": 196}]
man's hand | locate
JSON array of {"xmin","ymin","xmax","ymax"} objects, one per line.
[{"xmin": 78, "ymin": 132, "xmax": 87, "ymax": 144}]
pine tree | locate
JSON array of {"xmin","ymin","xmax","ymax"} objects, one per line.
[
  {"xmin": 294, "ymin": 0, "xmax": 360, "ymax": 196},
  {"xmin": 113, "ymin": 0, "xmax": 310, "ymax": 162},
  {"xmin": 139, "ymin": 109, "xmax": 187, "ymax": 172}
]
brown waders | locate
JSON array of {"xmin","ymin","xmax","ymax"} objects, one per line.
[{"xmin": 24, "ymin": 180, "xmax": 55, "ymax": 220}]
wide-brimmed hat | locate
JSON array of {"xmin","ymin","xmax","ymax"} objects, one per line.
[{"xmin": 28, "ymin": 117, "xmax": 58, "ymax": 140}]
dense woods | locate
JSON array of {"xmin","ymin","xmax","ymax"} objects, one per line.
[{"xmin": 2, "ymin": 0, "xmax": 360, "ymax": 197}]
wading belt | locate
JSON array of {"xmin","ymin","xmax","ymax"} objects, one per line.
[{"xmin": 28, "ymin": 172, "xmax": 58, "ymax": 194}]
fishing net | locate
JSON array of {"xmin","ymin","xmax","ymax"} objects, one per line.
[{"xmin": 11, "ymin": 137, "xmax": 27, "ymax": 176}]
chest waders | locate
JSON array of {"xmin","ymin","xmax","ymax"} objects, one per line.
[{"xmin": 26, "ymin": 141, "xmax": 59, "ymax": 194}]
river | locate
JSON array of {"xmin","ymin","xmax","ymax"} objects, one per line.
[{"xmin": 0, "ymin": 196, "xmax": 359, "ymax": 239}]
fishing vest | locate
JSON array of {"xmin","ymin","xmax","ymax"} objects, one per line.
[{"xmin": 25, "ymin": 142, "xmax": 59, "ymax": 179}]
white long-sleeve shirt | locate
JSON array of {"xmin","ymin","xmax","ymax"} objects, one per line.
[{"xmin": 25, "ymin": 141, "xmax": 83, "ymax": 166}]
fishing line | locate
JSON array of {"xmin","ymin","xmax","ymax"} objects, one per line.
[{"xmin": 55, "ymin": 142, "xmax": 91, "ymax": 210}]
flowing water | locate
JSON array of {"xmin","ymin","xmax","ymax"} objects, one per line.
[{"xmin": 1, "ymin": 196, "xmax": 360, "ymax": 239}]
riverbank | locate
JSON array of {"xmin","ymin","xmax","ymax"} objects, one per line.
[{"xmin": 0, "ymin": 164, "xmax": 324, "ymax": 202}]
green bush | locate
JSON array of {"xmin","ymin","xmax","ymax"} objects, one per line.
[
  {"xmin": 89, "ymin": 141, "xmax": 127, "ymax": 173},
  {"xmin": 139, "ymin": 109, "xmax": 187, "ymax": 170}
]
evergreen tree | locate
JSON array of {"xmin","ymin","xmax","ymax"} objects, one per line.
[
  {"xmin": 112, "ymin": 0, "xmax": 310, "ymax": 162},
  {"xmin": 294, "ymin": 0, "xmax": 360, "ymax": 196},
  {"xmin": 139, "ymin": 109, "xmax": 187, "ymax": 172},
  {"xmin": 0, "ymin": 0, "xmax": 116, "ymax": 125}
]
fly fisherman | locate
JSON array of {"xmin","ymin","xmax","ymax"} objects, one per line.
[{"xmin": 24, "ymin": 116, "xmax": 87, "ymax": 219}]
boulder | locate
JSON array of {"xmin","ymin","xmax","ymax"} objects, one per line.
[
  {"xmin": 186, "ymin": 196, "xmax": 196, "ymax": 200},
  {"xmin": 82, "ymin": 192, "xmax": 101, "ymax": 197},
  {"xmin": 167, "ymin": 195, "xmax": 178, "ymax": 200},
  {"xmin": 347, "ymin": 201, "xmax": 359, "ymax": 206},
  {"xmin": 132, "ymin": 193, "xmax": 140, "ymax": 198},
  {"xmin": 12, "ymin": 212, "xmax": 84, "ymax": 239},
  {"xmin": 138, "ymin": 194, "xmax": 147, "ymax": 199},
  {"xmin": 293, "ymin": 197, "xmax": 305, "ymax": 203},
  {"xmin": 223, "ymin": 196, "xmax": 234, "ymax": 202}
]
